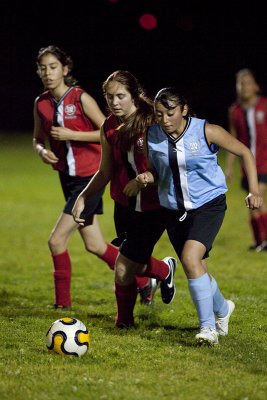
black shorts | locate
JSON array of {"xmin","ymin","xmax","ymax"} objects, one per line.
[
  {"xmin": 111, "ymin": 202, "xmax": 135, "ymax": 247},
  {"xmin": 241, "ymin": 174, "xmax": 267, "ymax": 191},
  {"xmin": 166, "ymin": 194, "xmax": 227, "ymax": 260},
  {"xmin": 59, "ymin": 171, "xmax": 103, "ymax": 219},
  {"xmin": 118, "ymin": 205, "xmax": 167, "ymax": 264}
]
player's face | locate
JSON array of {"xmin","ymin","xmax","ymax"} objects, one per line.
[
  {"xmin": 105, "ymin": 81, "xmax": 136, "ymax": 120},
  {"xmin": 236, "ymin": 73, "xmax": 259, "ymax": 101},
  {"xmin": 37, "ymin": 54, "xmax": 68, "ymax": 90},
  {"xmin": 155, "ymin": 101, "xmax": 188, "ymax": 135}
]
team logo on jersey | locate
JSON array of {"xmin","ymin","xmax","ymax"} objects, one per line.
[
  {"xmin": 256, "ymin": 110, "xmax": 265, "ymax": 123},
  {"xmin": 189, "ymin": 141, "xmax": 200, "ymax": 154},
  {"xmin": 65, "ymin": 104, "xmax": 76, "ymax": 116},
  {"xmin": 136, "ymin": 137, "xmax": 144, "ymax": 152}
]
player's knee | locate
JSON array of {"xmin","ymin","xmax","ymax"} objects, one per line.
[{"xmin": 48, "ymin": 233, "xmax": 63, "ymax": 252}]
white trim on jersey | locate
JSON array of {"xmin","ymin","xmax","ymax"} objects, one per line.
[
  {"xmin": 246, "ymin": 107, "xmax": 256, "ymax": 157},
  {"xmin": 127, "ymin": 146, "xmax": 141, "ymax": 212},
  {"xmin": 175, "ymin": 137, "xmax": 192, "ymax": 210},
  {"xmin": 57, "ymin": 102, "xmax": 76, "ymax": 176}
]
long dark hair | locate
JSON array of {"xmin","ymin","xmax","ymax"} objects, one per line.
[
  {"xmin": 36, "ymin": 45, "xmax": 78, "ymax": 87},
  {"xmin": 103, "ymin": 70, "xmax": 155, "ymax": 151}
]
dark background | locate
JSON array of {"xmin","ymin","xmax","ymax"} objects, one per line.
[{"xmin": 2, "ymin": 0, "xmax": 267, "ymax": 132}]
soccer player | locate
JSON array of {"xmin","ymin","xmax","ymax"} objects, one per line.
[
  {"xmin": 136, "ymin": 87, "xmax": 262, "ymax": 345},
  {"xmin": 33, "ymin": 45, "xmax": 119, "ymax": 308},
  {"xmin": 72, "ymin": 71, "xmax": 177, "ymax": 328},
  {"xmin": 226, "ymin": 69, "xmax": 267, "ymax": 251}
]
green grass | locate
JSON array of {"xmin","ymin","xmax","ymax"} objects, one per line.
[{"xmin": 1, "ymin": 132, "xmax": 267, "ymax": 400}]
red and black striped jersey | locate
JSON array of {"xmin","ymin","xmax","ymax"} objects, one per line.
[
  {"xmin": 103, "ymin": 114, "xmax": 160, "ymax": 211},
  {"xmin": 229, "ymin": 96, "xmax": 267, "ymax": 174},
  {"xmin": 36, "ymin": 86, "xmax": 101, "ymax": 177}
]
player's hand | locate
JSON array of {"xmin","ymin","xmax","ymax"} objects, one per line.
[
  {"xmin": 135, "ymin": 172, "xmax": 150, "ymax": 188},
  {"xmin": 72, "ymin": 198, "xmax": 86, "ymax": 226},
  {"xmin": 245, "ymin": 192, "xmax": 263, "ymax": 209},
  {"xmin": 39, "ymin": 148, "xmax": 59, "ymax": 164},
  {"xmin": 123, "ymin": 179, "xmax": 140, "ymax": 196},
  {"xmin": 50, "ymin": 126, "xmax": 73, "ymax": 141}
]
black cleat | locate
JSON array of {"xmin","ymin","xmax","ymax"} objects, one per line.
[
  {"xmin": 139, "ymin": 278, "xmax": 158, "ymax": 305},
  {"xmin": 160, "ymin": 257, "xmax": 177, "ymax": 304}
]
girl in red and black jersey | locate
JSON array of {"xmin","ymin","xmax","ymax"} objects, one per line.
[
  {"xmin": 72, "ymin": 70, "xmax": 177, "ymax": 328},
  {"xmin": 226, "ymin": 69, "xmax": 267, "ymax": 251},
  {"xmin": 33, "ymin": 45, "xmax": 118, "ymax": 308}
]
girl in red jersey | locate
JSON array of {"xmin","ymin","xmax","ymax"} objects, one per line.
[
  {"xmin": 33, "ymin": 45, "xmax": 119, "ymax": 308},
  {"xmin": 72, "ymin": 71, "xmax": 177, "ymax": 328},
  {"xmin": 226, "ymin": 69, "xmax": 267, "ymax": 251}
]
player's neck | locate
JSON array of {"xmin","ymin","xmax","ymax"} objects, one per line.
[{"xmin": 241, "ymin": 95, "xmax": 259, "ymax": 109}]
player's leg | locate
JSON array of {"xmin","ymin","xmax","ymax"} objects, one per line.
[
  {"xmin": 255, "ymin": 180, "xmax": 267, "ymax": 251},
  {"xmin": 79, "ymin": 214, "xmax": 118, "ymax": 268},
  {"xmin": 48, "ymin": 212, "xmax": 79, "ymax": 308}
]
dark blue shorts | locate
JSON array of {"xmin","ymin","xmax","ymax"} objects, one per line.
[
  {"xmin": 165, "ymin": 194, "xmax": 227, "ymax": 260},
  {"xmin": 118, "ymin": 205, "xmax": 167, "ymax": 264},
  {"xmin": 59, "ymin": 171, "xmax": 103, "ymax": 219}
]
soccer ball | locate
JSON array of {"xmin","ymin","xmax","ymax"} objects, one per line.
[{"xmin": 46, "ymin": 317, "xmax": 90, "ymax": 357}]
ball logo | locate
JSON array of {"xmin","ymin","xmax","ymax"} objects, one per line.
[{"xmin": 65, "ymin": 104, "xmax": 76, "ymax": 116}]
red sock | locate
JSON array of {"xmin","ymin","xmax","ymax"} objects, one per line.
[
  {"xmin": 259, "ymin": 213, "xmax": 267, "ymax": 241},
  {"xmin": 143, "ymin": 257, "xmax": 169, "ymax": 281},
  {"xmin": 115, "ymin": 281, "xmax": 137, "ymax": 327},
  {"xmin": 52, "ymin": 250, "xmax": 71, "ymax": 307},
  {"xmin": 135, "ymin": 276, "xmax": 150, "ymax": 289},
  {"xmin": 250, "ymin": 217, "xmax": 264, "ymax": 246},
  {"xmin": 99, "ymin": 243, "xmax": 119, "ymax": 270}
]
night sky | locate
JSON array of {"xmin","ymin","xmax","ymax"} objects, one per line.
[{"xmin": 2, "ymin": 0, "xmax": 267, "ymax": 132}]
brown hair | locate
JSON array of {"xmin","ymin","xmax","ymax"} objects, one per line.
[{"xmin": 103, "ymin": 70, "xmax": 155, "ymax": 151}]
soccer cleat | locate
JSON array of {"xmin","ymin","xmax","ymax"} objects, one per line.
[
  {"xmin": 255, "ymin": 240, "xmax": 267, "ymax": 253},
  {"xmin": 215, "ymin": 299, "xmax": 235, "ymax": 336},
  {"xmin": 115, "ymin": 321, "xmax": 135, "ymax": 329},
  {"xmin": 195, "ymin": 327, "xmax": 219, "ymax": 345},
  {"xmin": 139, "ymin": 278, "xmax": 158, "ymax": 305},
  {"xmin": 160, "ymin": 257, "xmax": 177, "ymax": 304},
  {"xmin": 54, "ymin": 304, "xmax": 69, "ymax": 310}
]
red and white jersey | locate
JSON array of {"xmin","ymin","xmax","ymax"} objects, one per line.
[
  {"xmin": 103, "ymin": 114, "xmax": 160, "ymax": 211},
  {"xmin": 36, "ymin": 86, "xmax": 101, "ymax": 177},
  {"xmin": 229, "ymin": 96, "xmax": 267, "ymax": 174}
]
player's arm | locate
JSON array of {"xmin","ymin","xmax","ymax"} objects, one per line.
[
  {"xmin": 225, "ymin": 109, "xmax": 237, "ymax": 182},
  {"xmin": 206, "ymin": 123, "xmax": 262, "ymax": 209},
  {"xmin": 135, "ymin": 137, "xmax": 159, "ymax": 189},
  {"xmin": 33, "ymin": 99, "xmax": 59, "ymax": 165},
  {"xmin": 50, "ymin": 92, "xmax": 105, "ymax": 142},
  {"xmin": 72, "ymin": 125, "xmax": 112, "ymax": 225}
]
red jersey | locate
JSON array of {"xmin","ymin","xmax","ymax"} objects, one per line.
[
  {"xmin": 36, "ymin": 86, "xmax": 101, "ymax": 177},
  {"xmin": 103, "ymin": 114, "xmax": 160, "ymax": 211},
  {"xmin": 229, "ymin": 96, "xmax": 267, "ymax": 174}
]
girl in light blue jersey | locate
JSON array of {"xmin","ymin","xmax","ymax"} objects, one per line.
[{"xmin": 136, "ymin": 87, "xmax": 263, "ymax": 345}]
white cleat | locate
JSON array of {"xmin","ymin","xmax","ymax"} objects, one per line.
[
  {"xmin": 215, "ymin": 300, "xmax": 235, "ymax": 336},
  {"xmin": 195, "ymin": 327, "xmax": 219, "ymax": 346}
]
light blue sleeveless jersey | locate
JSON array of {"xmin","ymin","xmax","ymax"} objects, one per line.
[{"xmin": 147, "ymin": 117, "xmax": 228, "ymax": 211}]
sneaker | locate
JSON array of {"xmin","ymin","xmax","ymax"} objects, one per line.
[
  {"xmin": 160, "ymin": 257, "xmax": 177, "ymax": 304},
  {"xmin": 115, "ymin": 321, "xmax": 135, "ymax": 329},
  {"xmin": 215, "ymin": 299, "xmax": 235, "ymax": 336},
  {"xmin": 195, "ymin": 327, "xmax": 219, "ymax": 345},
  {"xmin": 54, "ymin": 304, "xmax": 70, "ymax": 310},
  {"xmin": 139, "ymin": 278, "xmax": 158, "ymax": 305},
  {"xmin": 255, "ymin": 240, "xmax": 267, "ymax": 252}
]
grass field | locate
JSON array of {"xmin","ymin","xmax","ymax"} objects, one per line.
[{"xmin": 1, "ymin": 132, "xmax": 267, "ymax": 400}]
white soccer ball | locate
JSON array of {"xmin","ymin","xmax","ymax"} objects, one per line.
[{"xmin": 46, "ymin": 317, "xmax": 90, "ymax": 357}]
